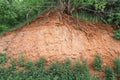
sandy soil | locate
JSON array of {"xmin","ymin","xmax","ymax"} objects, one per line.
[{"xmin": 0, "ymin": 10, "xmax": 120, "ymax": 73}]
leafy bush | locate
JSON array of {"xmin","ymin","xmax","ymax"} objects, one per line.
[
  {"xmin": 93, "ymin": 54, "xmax": 103, "ymax": 71},
  {"xmin": 0, "ymin": 53, "xmax": 7, "ymax": 64},
  {"xmin": 114, "ymin": 29, "xmax": 120, "ymax": 40},
  {"xmin": 0, "ymin": 0, "xmax": 50, "ymax": 34},
  {"xmin": 104, "ymin": 66, "xmax": 115, "ymax": 80}
]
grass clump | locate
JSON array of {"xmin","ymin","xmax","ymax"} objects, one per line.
[
  {"xmin": 104, "ymin": 66, "xmax": 115, "ymax": 80},
  {"xmin": 93, "ymin": 54, "xmax": 103, "ymax": 71},
  {"xmin": 0, "ymin": 53, "xmax": 7, "ymax": 65}
]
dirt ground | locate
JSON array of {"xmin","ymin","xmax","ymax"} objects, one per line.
[{"xmin": 0, "ymin": 10, "xmax": 120, "ymax": 77}]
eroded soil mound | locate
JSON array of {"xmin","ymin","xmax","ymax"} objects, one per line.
[{"xmin": 0, "ymin": 10, "xmax": 120, "ymax": 66}]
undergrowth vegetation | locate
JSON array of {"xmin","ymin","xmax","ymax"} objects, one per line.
[
  {"xmin": 0, "ymin": 53, "xmax": 98, "ymax": 80},
  {"xmin": 0, "ymin": 0, "xmax": 120, "ymax": 38},
  {"xmin": 0, "ymin": 53, "xmax": 120, "ymax": 80}
]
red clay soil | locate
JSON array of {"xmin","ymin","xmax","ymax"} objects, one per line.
[{"xmin": 0, "ymin": 10, "xmax": 120, "ymax": 75}]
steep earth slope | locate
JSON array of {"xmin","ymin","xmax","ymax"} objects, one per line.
[{"xmin": 0, "ymin": 10, "xmax": 120, "ymax": 66}]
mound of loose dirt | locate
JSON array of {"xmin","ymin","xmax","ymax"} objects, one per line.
[{"xmin": 0, "ymin": 10, "xmax": 120, "ymax": 67}]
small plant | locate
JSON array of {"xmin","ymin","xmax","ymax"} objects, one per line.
[
  {"xmin": 63, "ymin": 58, "xmax": 71, "ymax": 69},
  {"xmin": 73, "ymin": 60, "xmax": 90, "ymax": 80},
  {"xmin": 47, "ymin": 61, "xmax": 63, "ymax": 79},
  {"xmin": 114, "ymin": 57, "xmax": 120, "ymax": 74},
  {"xmin": 114, "ymin": 29, "xmax": 120, "ymax": 40},
  {"xmin": 0, "ymin": 25, "xmax": 9, "ymax": 32},
  {"xmin": 17, "ymin": 55, "xmax": 25, "ymax": 67},
  {"xmin": 93, "ymin": 54, "xmax": 103, "ymax": 71},
  {"xmin": 104, "ymin": 66, "xmax": 115, "ymax": 80},
  {"xmin": 0, "ymin": 53, "xmax": 7, "ymax": 64},
  {"xmin": 10, "ymin": 58, "xmax": 16, "ymax": 70},
  {"xmin": 34, "ymin": 57, "xmax": 46, "ymax": 68},
  {"xmin": 90, "ymin": 75, "xmax": 99, "ymax": 80},
  {"xmin": 24, "ymin": 59, "xmax": 33, "ymax": 69},
  {"xmin": 62, "ymin": 58, "xmax": 73, "ymax": 80}
]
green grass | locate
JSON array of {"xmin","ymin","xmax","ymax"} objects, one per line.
[{"xmin": 72, "ymin": 11, "xmax": 101, "ymax": 22}]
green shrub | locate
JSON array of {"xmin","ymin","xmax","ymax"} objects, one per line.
[
  {"xmin": 114, "ymin": 29, "xmax": 120, "ymax": 40},
  {"xmin": 17, "ymin": 55, "xmax": 24, "ymax": 67},
  {"xmin": 73, "ymin": 60, "xmax": 90, "ymax": 80},
  {"xmin": 114, "ymin": 57, "xmax": 120, "ymax": 74},
  {"xmin": 24, "ymin": 59, "xmax": 33, "ymax": 69},
  {"xmin": 9, "ymin": 58, "xmax": 16, "ymax": 70},
  {"xmin": 47, "ymin": 61, "xmax": 63, "ymax": 80},
  {"xmin": 90, "ymin": 75, "xmax": 99, "ymax": 80},
  {"xmin": 62, "ymin": 58, "xmax": 73, "ymax": 80},
  {"xmin": 34, "ymin": 57, "xmax": 46, "ymax": 68},
  {"xmin": 93, "ymin": 54, "xmax": 103, "ymax": 71},
  {"xmin": 0, "ymin": 25, "xmax": 9, "ymax": 32},
  {"xmin": 0, "ymin": 53, "xmax": 7, "ymax": 64},
  {"xmin": 104, "ymin": 66, "xmax": 115, "ymax": 80}
]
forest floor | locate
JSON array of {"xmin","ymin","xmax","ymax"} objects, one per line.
[{"xmin": 0, "ymin": 10, "xmax": 120, "ymax": 78}]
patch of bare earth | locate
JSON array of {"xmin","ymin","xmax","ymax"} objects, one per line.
[{"xmin": 0, "ymin": 10, "xmax": 120, "ymax": 79}]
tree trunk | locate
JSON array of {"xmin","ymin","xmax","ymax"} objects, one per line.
[{"xmin": 59, "ymin": 0, "xmax": 72, "ymax": 15}]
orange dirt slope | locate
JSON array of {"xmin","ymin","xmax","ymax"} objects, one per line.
[{"xmin": 0, "ymin": 10, "xmax": 120, "ymax": 66}]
